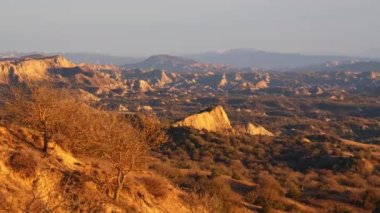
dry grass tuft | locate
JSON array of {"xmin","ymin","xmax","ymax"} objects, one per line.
[
  {"xmin": 7, "ymin": 152, "xmax": 38, "ymax": 178},
  {"xmin": 139, "ymin": 176, "xmax": 170, "ymax": 199}
]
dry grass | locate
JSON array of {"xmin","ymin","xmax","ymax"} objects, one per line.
[
  {"xmin": 139, "ymin": 176, "xmax": 170, "ymax": 199},
  {"xmin": 7, "ymin": 152, "xmax": 38, "ymax": 178}
]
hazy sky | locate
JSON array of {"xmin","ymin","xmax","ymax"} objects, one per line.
[{"xmin": 1, "ymin": 0, "xmax": 379, "ymax": 57}]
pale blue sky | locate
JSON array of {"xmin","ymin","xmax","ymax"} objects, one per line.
[{"xmin": 1, "ymin": 0, "xmax": 379, "ymax": 57}]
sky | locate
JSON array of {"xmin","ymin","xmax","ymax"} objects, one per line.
[{"xmin": 1, "ymin": 0, "xmax": 380, "ymax": 57}]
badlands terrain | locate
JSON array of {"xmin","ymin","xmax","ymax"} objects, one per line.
[{"xmin": 0, "ymin": 54, "xmax": 379, "ymax": 212}]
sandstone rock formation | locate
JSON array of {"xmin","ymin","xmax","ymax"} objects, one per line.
[
  {"xmin": 234, "ymin": 72, "xmax": 243, "ymax": 81},
  {"xmin": 174, "ymin": 105, "xmax": 233, "ymax": 132},
  {"xmin": 126, "ymin": 80, "xmax": 153, "ymax": 93},
  {"xmin": 151, "ymin": 70, "xmax": 173, "ymax": 87},
  {"xmin": 0, "ymin": 55, "xmax": 128, "ymax": 96},
  {"xmin": 254, "ymin": 79, "xmax": 269, "ymax": 90},
  {"xmin": 244, "ymin": 123, "xmax": 274, "ymax": 136},
  {"xmin": 218, "ymin": 74, "xmax": 228, "ymax": 88},
  {"xmin": 0, "ymin": 55, "xmax": 74, "ymax": 83},
  {"xmin": 122, "ymin": 69, "xmax": 173, "ymax": 88}
]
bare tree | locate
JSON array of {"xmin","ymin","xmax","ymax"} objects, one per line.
[
  {"xmin": 0, "ymin": 83, "xmax": 168, "ymax": 203},
  {"xmin": 67, "ymin": 111, "xmax": 167, "ymax": 202},
  {"xmin": 98, "ymin": 114, "xmax": 144, "ymax": 202},
  {"xmin": 128, "ymin": 112, "xmax": 168, "ymax": 148},
  {"xmin": 0, "ymin": 83, "xmax": 78, "ymax": 154}
]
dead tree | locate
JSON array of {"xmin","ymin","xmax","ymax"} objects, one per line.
[
  {"xmin": 0, "ymin": 83, "xmax": 78, "ymax": 154},
  {"xmin": 68, "ymin": 111, "xmax": 160, "ymax": 202}
]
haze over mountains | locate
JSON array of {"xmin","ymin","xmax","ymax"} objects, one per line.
[
  {"xmin": 186, "ymin": 49, "xmax": 375, "ymax": 69},
  {"xmin": 0, "ymin": 52, "xmax": 142, "ymax": 65},
  {"xmin": 2, "ymin": 49, "xmax": 379, "ymax": 71}
]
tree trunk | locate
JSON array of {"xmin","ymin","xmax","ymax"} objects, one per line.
[
  {"xmin": 42, "ymin": 124, "xmax": 49, "ymax": 154},
  {"xmin": 114, "ymin": 168, "xmax": 125, "ymax": 202}
]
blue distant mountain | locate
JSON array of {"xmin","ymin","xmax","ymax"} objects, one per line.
[{"xmin": 185, "ymin": 49, "xmax": 376, "ymax": 70}]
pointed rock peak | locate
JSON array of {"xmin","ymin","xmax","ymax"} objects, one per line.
[
  {"xmin": 174, "ymin": 105, "xmax": 232, "ymax": 132},
  {"xmin": 158, "ymin": 70, "xmax": 172, "ymax": 81},
  {"xmin": 254, "ymin": 80, "xmax": 268, "ymax": 89},
  {"xmin": 235, "ymin": 72, "xmax": 243, "ymax": 81},
  {"xmin": 245, "ymin": 123, "xmax": 273, "ymax": 136},
  {"xmin": 199, "ymin": 105, "xmax": 226, "ymax": 114},
  {"xmin": 126, "ymin": 79, "xmax": 153, "ymax": 93},
  {"xmin": 218, "ymin": 76, "xmax": 228, "ymax": 88}
]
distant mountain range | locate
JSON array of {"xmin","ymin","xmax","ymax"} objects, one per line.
[
  {"xmin": 60, "ymin": 53, "xmax": 143, "ymax": 65},
  {"xmin": 124, "ymin": 55, "xmax": 233, "ymax": 73},
  {"xmin": 0, "ymin": 52, "xmax": 143, "ymax": 65},
  {"xmin": 185, "ymin": 49, "xmax": 377, "ymax": 69},
  {"xmin": 300, "ymin": 61, "xmax": 380, "ymax": 72},
  {"xmin": 2, "ymin": 49, "xmax": 379, "ymax": 71}
]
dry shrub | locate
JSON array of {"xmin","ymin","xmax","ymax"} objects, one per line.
[
  {"xmin": 60, "ymin": 171, "xmax": 106, "ymax": 211},
  {"xmin": 61, "ymin": 171, "xmax": 87, "ymax": 191},
  {"xmin": 183, "ymin": 191, "xmax": 228, "ymax": 213},
  {"xmin": 361, "ymin": 188, "xmax": 380, "ymax": 210},
  {"xmin": 368, "ymin": 175, "xmax": 380, "ymax": 187},
  {"xmin": 176, "ymin": 174, "xmax": 238, "ymax": 212},
  {"xmin": 246, "ymin": 172, "xmax": 285, "ymax": 211},
  {"xmin": 139, "ymin": 176, "xmax": 169, "ymax": 199},
  {"xmin": 0, "ymin": 192, "xmax": 11, "ymax": 211},
  {"xmin": 319, "ymin": 173, "xmax": 343, "ymax": 193},
  {"xmin": 7, "ymin": 152, "xmax": 37, "ymax": 178},
  {"xmin": 150, "ymin": 163, "xmax": 182, "ymax": 180},
  {"xmin": 338, "ymin": 174, "xmax": 366, "ymax": 188},
  {"xmin": 331, "ymin": 204, "xmax": 354, "ymax": 213},
  {"xmin": 286, "ymin": 182, "xmax": 302, "ymax": 199}
]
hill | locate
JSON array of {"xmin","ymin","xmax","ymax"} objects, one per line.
[
  {"xmin": 124, "ymin": 55, "xmax": 232, "ymax": 73},
  {"xmin": 186, "ymin": 49, "xmax": 371, "ymax": 69},
  {"xmin": 61, "ymin": 53, "xmax": 143, "ymax": 65},
  {"xmin": 302, "ymin": 61, "xmax": 380, "ymax": 72},
  {"xmin": 0, "ymin": 52, "xmax": 143, "ymax": 65}
]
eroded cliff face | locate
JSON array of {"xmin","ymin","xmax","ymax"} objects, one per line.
[
  {"xmin": 0, "ymin": 55, "xmax": 128, "ymax": 95},
  {"xmin": 174, "ymin": 105, "xmax": 233, "ymax": 132},
  {"xmin": 0, "ymin": 55, "xmax": 74, "ymax": 83},
  {"xmin": 245, "ymin": 123, "xmax": 274, "ymax": 136}
]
